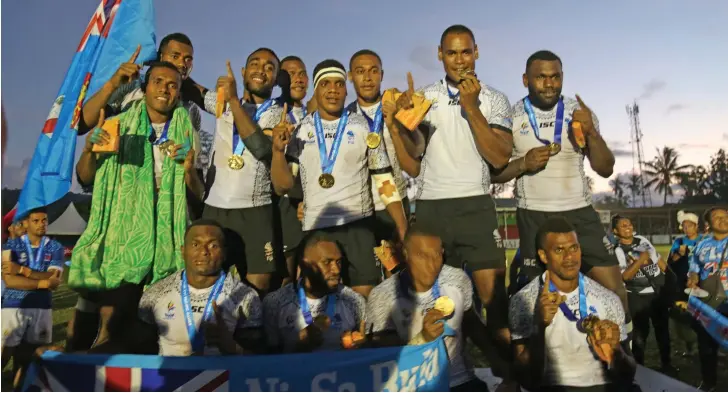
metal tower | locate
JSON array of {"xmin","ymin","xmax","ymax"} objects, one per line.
[{"xmin": 626, "ymin": 102, "xmax": 651, "ymax": 207}]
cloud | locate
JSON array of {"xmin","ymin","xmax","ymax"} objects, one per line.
[
  {"xmin": 638, "ymin": 79, "xmax": 666, "ymax": 100},
  {"xmin": 723, "ymin": 133, "xmax": 728, "ymax": 141},
  {"xmin": 612, "ymin": 149, "xmax": 632, "ymax": 158},
  {"xmin": 607, "ymin": 140, "xmax": 632, "ymax": 157},
  {"xmin": 665, "ymin": 103, "xmax": 687, "ymax": 115},
  {"xmin": 408, "ymin": 45, "xmax": 440, "ymax": 72}
]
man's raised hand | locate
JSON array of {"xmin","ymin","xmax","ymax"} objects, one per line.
[
  {"xmin": 85, "ymin": 108, "xmax": 111, "ymax": 151},
  {"xmin": 216, "ymin": 61, "xmax": 239, "ymax": 103},
  {"xmin": 457, "ymin": 72, "xmax": 481, "ymax": 111},
  {"xmin": 395, "ymin": 72, "xmax": 416, "ymax": 111},
  {"xmin": 572, "ymin": 95, "xmax": 595, "ymax": 136},
  {"xmin": 272, "ymin": 103, "xmax": 294, "ymax": 153},
  {"xmin": 109, "ymin": 45, "xmax": 141, "ymax": 89},
  {"xmin": 538, "ymin": 271, "xmax": 564, "ymax": 327}
]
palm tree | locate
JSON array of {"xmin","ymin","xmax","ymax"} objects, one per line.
[
  {"xmin": 609, "ymin": 175, "xmax": 626, "ymax": 205},
  {"xmin": 642, "ymin": 146, "xmax": 692, "ymax": 205},
  {"xmin": 626, "ymin": 173, "xmax": 643, "ymax": 206},
  {"xmin": 678, "ymin": 165, "xmax": 709, "ymax": 200}
]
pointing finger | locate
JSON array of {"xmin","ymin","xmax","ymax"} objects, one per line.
[
  {"xmin": 281, "ymin": 103, "xmax": 288, "ymax": 123},
  {"xmin": 129, "ymin": 45, "xmax": 141, "ymax": 63},
  {"xmin": 226, "ymin": 60, "xmax": 234, "ymax": 78},
  {"xmin": 543, "ymin": 271, "xmax": 551, "ymax": 294},
  {"xmin": 407, "ymin": 72, "xmax": 415, "ymax": 95},
  {"xmin": 575, "ymin": 94, "xmax": 589, "ymax": 110}
]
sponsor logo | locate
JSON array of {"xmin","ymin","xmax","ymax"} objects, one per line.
[
  {"xmin": 164, "ymin": 302, "xmax": 176, "ymax": 320},
  {"xmin": 347, "ymin": 130, "xmax": 355, "ymax": 144},
  {"xmin": 493, "ymin": 229, "xmax": 503, "ymax": 249},
  {"xmin": 519, "ymin": 121, "xmax": 530, "ymax": 135},
  {"xmin": 19, "ymin": 252, "xmax": 28, "ymax": 264},
  {"xmin": 264, "ymin": 242, "xmax": 274, "ymax": 262}
]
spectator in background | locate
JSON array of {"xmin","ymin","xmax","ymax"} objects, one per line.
[
  {"xmin": 667, "ymin": 210, "xmax": 704, "ymax": 357},
  {"xmin": 612, "ymin": 215, "xmax": 675, "ymax": 374},
  {"xmin": 686, "ymin": 206, "xmax": 728, "ymax": 392}
]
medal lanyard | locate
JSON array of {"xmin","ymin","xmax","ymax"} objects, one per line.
[
  {"xmin": 548, "ymin": 272, "xmax": 588, "ymax": 322},
  {"xmin": 297, "ymin": 279, "xmax": 337, "ymax": 326},
  {"xmin": 21, "ymin": 235, "xmax": 47, "ymax": 271},
  {"xmin": 313, "ymin": 110, "xmax": 349, "ymax": 175},
  {"xmin": 180, "ymin": 270, "xmax": 226, "ymax": 352},
  {"xmin": 443, "ymin": 79, "xmax": 460, "ymax": 101},
  {"xmin": 289, "ymin": 106, "xmax": 307, "ymax": 124},
  {"xmin": 360, "ymin": 103, "xmax": 383, "ymax": 135},
  {"xmin": 523, "ymin": 97, "xmax": 564, "ymax": 147},
  {"xmin": 399, "ymin": 269, "xmax": 441, "ymax": 306},
  {"xmin": 149, "ymin": 119, "xmax": 172, "ymax": 145},
  {"xmin": 232, "ymin": 99, "xmax": 273, "ymax": 156}
]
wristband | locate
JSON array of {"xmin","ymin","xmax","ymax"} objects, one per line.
[
  {"xmin": 37, "ymin": 279, "xmax": 50, "ymax": 289},
  {"xmin": 19, "ymin": 266, "xmax": 32, "ymax": 278}
]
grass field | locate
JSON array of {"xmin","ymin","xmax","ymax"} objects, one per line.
[{"xmin": 4, "ymin": 246, "xmax": 727, "ymax": 390}]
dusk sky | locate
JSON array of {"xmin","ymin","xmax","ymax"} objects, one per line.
[{"xmin": 2, "ymin": 0, "xmax": 727, "ymax": 204}]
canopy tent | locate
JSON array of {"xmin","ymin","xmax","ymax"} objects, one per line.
[{"xmin": 46, "ymin": 203, "xmax": 87, "ymax": 236}]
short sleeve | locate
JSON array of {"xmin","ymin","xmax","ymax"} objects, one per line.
[
  {"xmin": 644, "ymin": 239, "xmax": 660, "ymax": 262},
  {"xmin": 203, "ymin": 89, "xmax": 217, "ymax": 114},
  {"xmin": 615, "ymin": 248, "xmax": 629, "ymax": 273},
  {"xmin": 509, "ymin": 287, "xmax": 537, "ymax": 341},
  {"xmin": 487, "ymin": 90, "xmax": 513, "ymax": 132},
  {"xmin": 365, "ymin": 287, "xmax": 396, "ymax": 333},
  {"xmin": 367, "ymin": 139, "xmax": 392, "ymax": 172},
  {"xmin": 236, "ymin": 289, "xmax": 263, "ymax": 329},
  {"xmin": 669, "ymin": 239, "xmax": 681, "ymax": 255},
  {"xmin": 262, "ymin": 295, "xmax": 281, "ymax": 348},
  {"xmin": 600, "ymin": 290, "xmax": 627, "ymax": 342},
  {"xmin": 457, "ymin": 271, "xmax": 474, "ymax": 312},
  {"xmin": 258, "ymin": 106, "xmax": 284, "ymax": 130},
  {"xmin": 138, "ymin": 291, "xmax": 157, "ymax": 325},
  {"xmin": 343, "ymin": 290, "xmax": 367, "ymax": 327},
  {"xmin": 688, "ymin": 242, "xmax": 703, "ymax": 274},
  {"xmin": 48, "ymin": 245, "xmax": 65, "ymax": 270}
]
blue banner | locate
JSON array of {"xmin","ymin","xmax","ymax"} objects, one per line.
[
  {"xmin": 16, "ymin": 0, "xmax": 156, "ymax": 220},
  {"xmin": 24, "ymin": 337, "xmax": 451, "ymax": 391},
  {"xmin": 688, "ymin": 296, "xmax": 728, "ymax": 350}
]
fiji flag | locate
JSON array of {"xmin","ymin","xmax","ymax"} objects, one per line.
[
  {"xmin": 15, "ymin": 0, "xmax": 156, "ymax": 220},
  {"xmin": 24, "ymin": 356, "xmax": 230, "ymax": 391}
]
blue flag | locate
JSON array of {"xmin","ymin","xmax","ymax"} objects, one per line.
[
  {"xmin": 16, "ymin": 0, "xmax": 156, "ymax": 220},
  {"xmin": 24, "ymin": 337, "xmax": 452, "ymax": 391}
]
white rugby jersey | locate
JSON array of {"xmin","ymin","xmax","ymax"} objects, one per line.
[
  {"xmin": 205, "ymin": 98, "xmax": 283, "ymax": 209},
  {"xmin": 511, "ymin": 97, "xmax": 600, "ymax": 212},
  {"xmin": 262, "ymin": 283, "xmax": 366, "ymax": 353},
  {"xmin": 416, "ymin": 79, "xmax": 512, "ymax": 201},
  {"xmin": 138, "ymin": 271, "xmax": 262, "ymax": 356},
  {"xmin": 286, "ymin": 111, "xmax": 392, "ymax": 231},
  {"xmin": 346, "ymin": 101, "xmax": 408, "ymax": 211},
  {"xmin": 366, "ymin": 265, "xmax": 474, "ymax": 387}
]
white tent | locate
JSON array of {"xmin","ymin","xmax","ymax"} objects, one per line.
[{"xmin": 46, "ymin": 203, "xmax": 87, "ymax": 236}]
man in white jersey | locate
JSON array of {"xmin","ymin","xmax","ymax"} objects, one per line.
[
  {"xmin": 202, "ymin": 48, "xmax": 285, "ymax": 295},
  {"xmin": 275, "ymin": 56, "xmax": 309, "ymax": 281},
  {"xmin": 88, "ymin": 219, "xmax": 264, "ymax": 356},
  {"xmin": 367, "ymin": 225, "xmax": 489, "ymax": 391},
  {"xmin": 389, "ymin": 24, "xmax": 513, "ymax": 369},
  {"xmin": 271, "ymin": 59, "xmax": 407, "ymax": 297},
  {"xmin": 346, "ymin": 50, "xmax": 409, "ymax": 251},
  {"xmin": 510, "ymin": 217, "xmax": 635, "ymax": 391},
  {"xmin": 611, "ymin": 215, "xmax": 673, "ymax": 373},
  {"xmin": 491, "ymin": 51, "xmax": 627, "ymax": 318},
  {"xmin": 263, "ymin": 232, "xmax": 366, "ymax": 353}
]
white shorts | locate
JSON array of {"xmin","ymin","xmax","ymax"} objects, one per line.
[{"xmin": 1, "ymin": 308, "xmax": 53, "ymax": 347}]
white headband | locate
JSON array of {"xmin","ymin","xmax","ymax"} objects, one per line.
[
  {"xmin": 677, "ymin": 210, "xmax": 699, "ymax": 228},
  {"xmin": 314, "ymin": 67, "xmax": 346, "ymax": 90}
]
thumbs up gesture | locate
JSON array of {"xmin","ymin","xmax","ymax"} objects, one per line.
[{"xmin": 216, "ymin": 60, "xmax": 239, "ymax": 103}]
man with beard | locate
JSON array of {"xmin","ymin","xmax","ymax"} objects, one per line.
[
  {"xmin": 202, "ymin": 49, "xmax": 284, "ymax": 295},
  {"xmin": 263, "ymin": 232, "xmax": 366, "ymax": 353},
  {"xmin": 69, "ymin": 61, "xmax": 198, "ymax": 350},
  {"xmin": 2, "ymin": 208, "xmax": 63, "ymax": 389},
  {"xmin": 271, "ymin": 59, "xmax": 407, "ymax": 297},
  {"xmin": 346, "ymin": 50, "xmax": 409, "ymax": 266},
  {"xmin": 510, "ymin": 217, "xmax": 635, "ymax": 391},
  {"xmin": 389, "ymin": 24, "xmax": 513, "ymax": 378},
  {"xmin": 491, "ymin": 50, "xmax": 624, "ymax": 309}
]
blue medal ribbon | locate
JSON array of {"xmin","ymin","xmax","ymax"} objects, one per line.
[
  {"xmin": 232, "ymin": 99, "xmax": 274, "ymax": 157},
  {"xmin": 547, "ymin": 272, "xmax": 589, "ymax": 323},
  {"xmin": 313, "ymin": 110, "xmax": 349, "ymax": 175},
  {"xmin": 444, "ymin": 80, "xmax": 460, "ymax": 104},
  {"xmin": 523, "ymin": 97, "xmax": 564, "ymax": 147},
  {"xmin": 21, "ymin": 235, "xmax": 47, "ymax": 271},
  {"xmin": 360, "ymin": 104, "xmax": 383, "ymax": 135},
  {"xmin": 149, "ymin": 119, "xmax": 172, "ymax": 145},
  {"xmin": 180, "ymin": 270, "xmax": 227, "ymax": 352},
  {"xmin": 297, "ymin": 279, "xmax": 338, "ymax": 328}
]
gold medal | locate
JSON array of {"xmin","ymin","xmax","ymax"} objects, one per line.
[
  {"xmin": 548, "ymin": 143, "xmax": 561, "ymax": 156},
  {"xmin": 228, "ymin": 154, "xmax": 244, "ymax": 170},
  {"xmin": 318, "ymin": 173, "xmax": 335, "ymax": 189},
  {"xmin": 434, "ymin": 296, "xmax": 455, "ymax": 317},
  {"xmin": 158, "ymin": 140, "xmax": 175, "ymax": 157},
  {"xmin": 366, "ymin": 132, "xmax": 381, "ymax": 149}
]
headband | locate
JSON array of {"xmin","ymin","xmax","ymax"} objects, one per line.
[
  {"xmin": 314, "ymin": 66, "xmax": 346, "ymax": 90},
  {"xmin": 677, "ymin": 210, "xmax": 698, "ymax": 229}
]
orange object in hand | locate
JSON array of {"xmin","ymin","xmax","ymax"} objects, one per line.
[
  {"xmin": 572, "ymin": 121, "xmax": 586, "ymax": 149},
  {"xmin": 91, "ymin": 118, "xmax": 120, "ymax": 153},
  {"xmin": 382, "ymin": 89, "xmax": 432, "ymax": 132}
]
